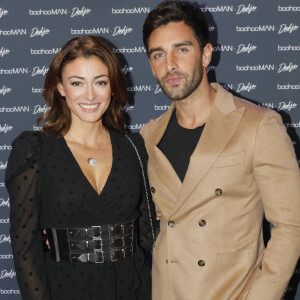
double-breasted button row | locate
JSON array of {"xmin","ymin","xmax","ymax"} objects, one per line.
[
  {"xmin": 151, "ymin": 185, "xmax": 222, "ymax": 196},
  {"xmin": 166, "ymin": 258, "xmax": 204, "ymax": 266},
  {"xmin": 215, "ymin": 188, "xmax": 222, "ymax": 196}
]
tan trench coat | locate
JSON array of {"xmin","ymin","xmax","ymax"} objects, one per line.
[{"xmin": 141, "ymin": 83, "xmax": 300, "ymax": 300}]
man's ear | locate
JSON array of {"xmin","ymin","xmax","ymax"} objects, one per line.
[
  {"xmin": 202, "ymin": 43, "xmax": 213, "ymax": 68},
  {"xmin": 57, "ymin": 81, "xmax": 65, "ymax": 97}
]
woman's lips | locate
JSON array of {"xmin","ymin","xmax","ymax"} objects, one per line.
[{"xmin": 79, "ymin": 103, "xmax": 100, "ymax": 112}]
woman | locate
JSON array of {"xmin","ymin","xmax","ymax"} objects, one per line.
[{"xmin": 5, "ymin": 36, "xmax": 156, "ymax": 300}]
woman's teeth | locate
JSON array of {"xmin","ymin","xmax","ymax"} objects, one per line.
[{"xmin": 79, "ymin": 104, "xmax": 99, "ymax": 109}]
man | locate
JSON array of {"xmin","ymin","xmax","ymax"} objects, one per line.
[{"xmin": 140, "ymin": 1, "xmax": 300, "ymax": 299}]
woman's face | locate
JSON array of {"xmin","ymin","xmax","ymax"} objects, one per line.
[{"xmin": 57, "ymin": 55, "xmax": 111, "ymax": 125}]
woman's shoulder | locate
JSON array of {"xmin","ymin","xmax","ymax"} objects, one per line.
[
  {"xmin": 109, "ymin": 128, "xmax": 146, "ymax": 155},
  {"xmin": 11, "ymin": 130, "xmax": 43, "ymax": 150},
  {"xmin": 126, "ymin": 132, "xmax": 145, "ymax": 147},
  {"xmin": 6, "ymin": 131, "xmax": 44, "ymax": 181},
  {"xmin": 12, "ymin": 130, "xmax": 59, "ymax": 147},
  {"xmin": 12, "ymin": 130, "xmax": 42, "ymax": 145},
  {"xmin": 10, "ymin": 131, "xmax": 42, "ymax": 163},
  {"xmin": 125, "ymin": 132, "xmax": 148, "ymax": 162},
  {"xmin": 11, "ymin": 130, "xmax": 44, "ymax": 156},
  {"xmin": 109, "ymin": 128, "xmax": 142, "ymax": 144}
]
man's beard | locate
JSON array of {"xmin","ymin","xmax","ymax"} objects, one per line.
[{"xmin": 158, "ymin": 65, "xmax": 203, "ymax": 101}]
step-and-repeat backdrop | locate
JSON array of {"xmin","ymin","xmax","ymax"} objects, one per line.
[{"xmin": 0, "ymin": 0, "xmax": 299, "ymax": 299}]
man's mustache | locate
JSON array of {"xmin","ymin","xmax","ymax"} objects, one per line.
[{"xmin": 162, "ymin": 72, "xmax": 187, "ymax": 81}]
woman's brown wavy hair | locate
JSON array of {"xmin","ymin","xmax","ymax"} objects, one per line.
[{"xmin": 38, "ymin": 36, "xmax": 127, "ymax": 135}]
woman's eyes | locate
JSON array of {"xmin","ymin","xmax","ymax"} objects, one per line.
[
  {"xmin": 70, "ymin": 81, "xmax": 108, "ymax": 86},
  {"xmin": 96, "ymin": 81, "xmax": 108, "ymax": 86},
  {"xmin": 71, "ymin": 81, "xmax": 82, "ymax": 86}
]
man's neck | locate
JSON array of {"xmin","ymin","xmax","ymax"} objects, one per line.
[{"xmin": 174, "ymin": 82, "xmax": 216, "ymax": 129}]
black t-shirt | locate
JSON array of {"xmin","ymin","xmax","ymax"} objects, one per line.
[{"xmin": 158, "ymin": 110, "xmax": 205, "ymax": 182}]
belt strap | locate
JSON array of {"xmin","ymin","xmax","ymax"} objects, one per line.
[
  {"xmin": 71, "ymin": 246, "xmax": 136, "ymax": 263},
  {"xmin": 46, "ymin": 219, "xmax": 138, "ymax": 263}
]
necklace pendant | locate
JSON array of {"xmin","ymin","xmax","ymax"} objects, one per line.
[{"xmin": 88, "ymin": 158, "xmax": 97, "ymax": 167}]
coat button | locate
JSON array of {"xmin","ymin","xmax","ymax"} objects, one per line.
[
  {"xmin": 168, "ymin": 220, "xmax": 175, "ymax": 227},
  {"xmin": 166, "ymin": 259, "xmax": 168, "ymax": 264},
  {"xmin": 199, "ymin": 220, "xmax": 206, "ymax": 227},
  {"xmin": 215, "ymin": 188, "xmax": 222, "ymax": 196},
  {"xmin": 198, "ymin": 260, "xmax": 205, "ymax": 267},
  {"xmin": 150, "ymin": 187, "xmax": 156, "ymax": 193}
]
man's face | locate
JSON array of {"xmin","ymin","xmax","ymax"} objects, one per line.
[{"xmin": 148, "ymin": 21, "xmax": 204, "ymax": 101}]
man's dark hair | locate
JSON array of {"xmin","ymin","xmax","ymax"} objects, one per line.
[{"xmin": 143, "ymin": 1, "xmax": 209, "ymax": 54}]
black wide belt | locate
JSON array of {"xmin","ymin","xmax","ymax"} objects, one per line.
[{"xmin": 46, "ymin": 219, "xmax": 138, "ymax": 263}]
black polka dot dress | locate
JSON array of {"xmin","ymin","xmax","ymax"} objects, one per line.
[{"xmin": 5, "ymin": 129, "xmax": 154, "ymax": 300}]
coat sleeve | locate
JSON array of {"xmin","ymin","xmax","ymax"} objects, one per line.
[
  {"xmin": 5, "ymin": 131, "xmax": 51, "ymax": 300},
  {"xmin": 129, "ymin": 132, "xmax": 159, "ymax": 252},
  {"xmin": 246, "ymin": 109, "xmax": 300, "ymax": 300}
]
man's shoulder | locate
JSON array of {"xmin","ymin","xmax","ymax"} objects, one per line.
[
  {"xmin": 215, "ymin": 83, "xmax": 281, "ymax": 124},
  {"xmin": 213, "ymin": 82, "xmax": 266, "ymax": 117},
  {"xmin": 140, "ymin": 110, "xmax": 169, "ymax": 139},
  {"xmin": 233, "ymin": 94, "xmax": 262, "ymax": 111},
  {"xmin": 228, "ymin": 93, "xmax": 285, "ymax": 134},
  {"xmin": 233, "ymin": 94, "xmax": 280, "ymax": 119}
]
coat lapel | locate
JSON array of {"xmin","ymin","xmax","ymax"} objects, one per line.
[
  {"xmin": 146, "ymin": 104, "xmax": 182, "ymax": 197},
  {"xmin": 170, "ymin": 84, "xmax": 246, "ymax": 216}
]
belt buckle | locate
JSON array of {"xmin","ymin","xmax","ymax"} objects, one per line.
[
  {"xmin": 93, "ymin": 251, "xmax": 104, "ymax": 263},
  {"xmin": 110, "ymin": 249, "xmax": 118, "ymax": 262},
  {"xmin": 112, "ymin": 248, "xmax": 126, "ymax": 261},
  {"xmin": 91, "ymin": 226, "xmax": 102, "ymax": 238},
  {"xmin": 111, "ymin": 236, "xmax": 126, "ymax": 248},
  {"xmin": 92, "ymin": 237, "xmax": 103, "ymax": 251}
]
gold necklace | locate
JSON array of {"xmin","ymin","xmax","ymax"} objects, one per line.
[{"xmin": 67, "ymin": 130, "xmax": 107, "ymax": 167}]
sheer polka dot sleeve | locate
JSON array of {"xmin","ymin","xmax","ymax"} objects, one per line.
[{"xmin": 5, "ymin": 131, "xmax": 51, "ymax": 300}]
